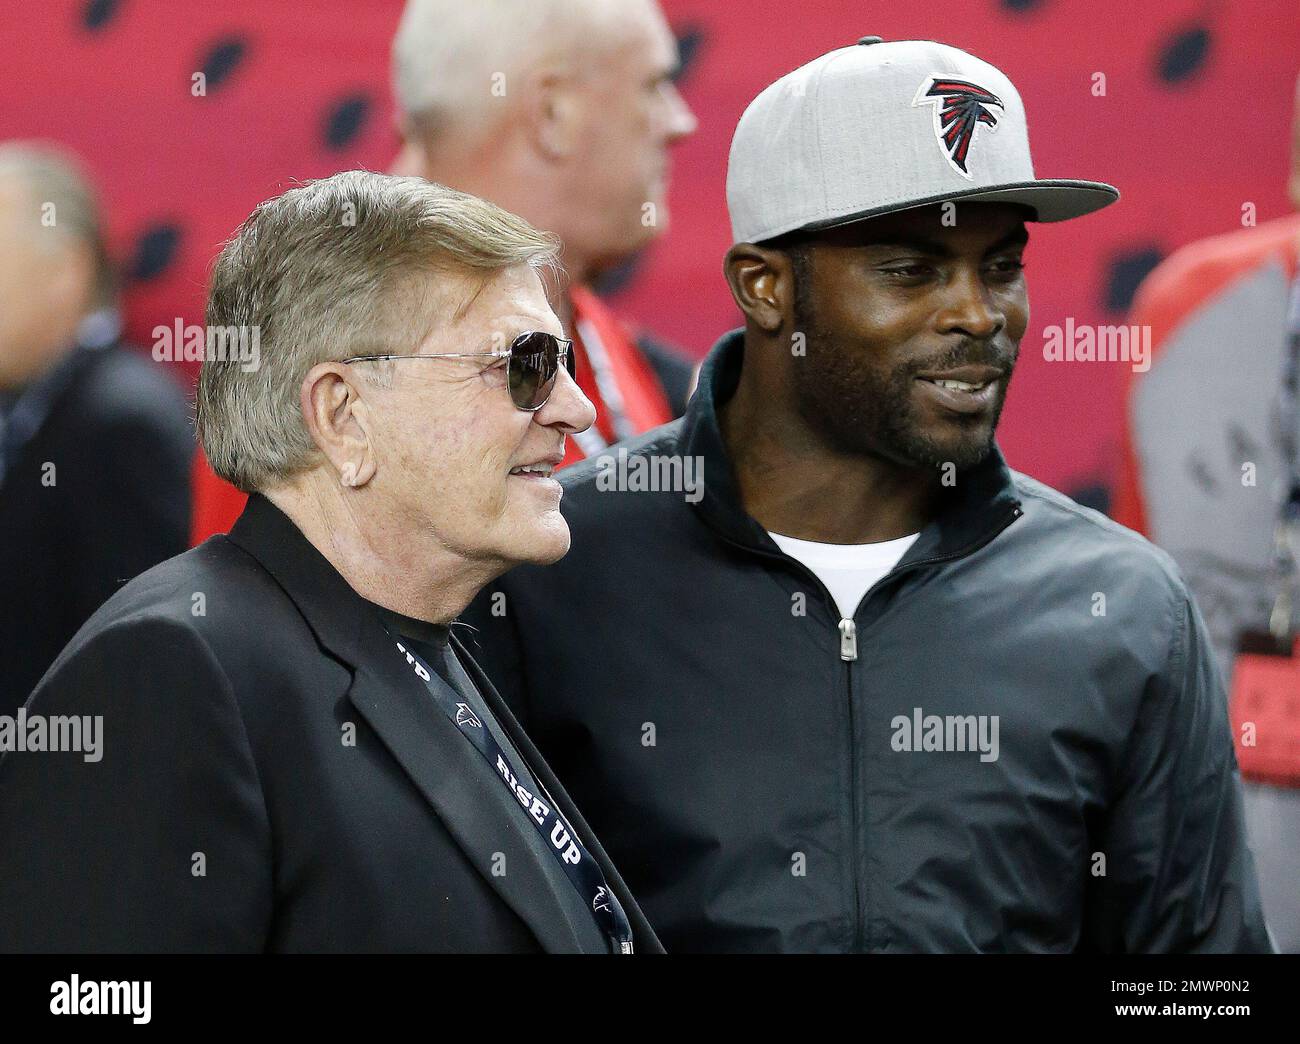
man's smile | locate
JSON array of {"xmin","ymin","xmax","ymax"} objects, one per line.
[{"xmin": 914, "ymin": 363, "xmax": 1007, "ymax": 416}]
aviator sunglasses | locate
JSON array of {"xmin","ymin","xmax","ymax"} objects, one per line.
[{"xmin": 342, "ymin": 330, "xmax": 575, "ymax": 411}]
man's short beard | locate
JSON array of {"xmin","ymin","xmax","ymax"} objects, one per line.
[{"xmin": 788, "ymin": 251, "xmax": 1010, "ymax": 471}]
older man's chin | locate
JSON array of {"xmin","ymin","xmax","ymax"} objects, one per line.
[{"xmin": 510, "ymin": 509, "xmax": 573, "ymax": 568}]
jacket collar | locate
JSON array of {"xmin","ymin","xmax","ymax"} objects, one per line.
[
  {"xmin": 227, "ymin": 493, "xmax": 375, "ymax": 664},
  {"xmin": 226, "ymin": 494, "xmax": 622, "ymax": 953},
  {"xmin": 679, "ymin": 329, "xmax": 1023, "ymax": 566}
]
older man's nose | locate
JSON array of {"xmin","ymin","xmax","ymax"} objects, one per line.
[{"xmin": 535, "ymin": 366, "xmax": 597, "ymax": 434}]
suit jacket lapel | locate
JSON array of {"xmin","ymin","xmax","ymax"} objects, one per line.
[
  {"xmin": 226, "ymin": 494, "xmax": 585, "ymax": 953},
  {"xmin": 344, "ymin": 656, "xmax": 584, "ymax": 953}
]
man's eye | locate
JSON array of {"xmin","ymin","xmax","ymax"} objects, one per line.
[
  {"xmin": 480, "ymin": 357, "xmax": 509, "ymax": 381},
  {"xmin": 881, "ymin": 265, "xmax": 932, "ymax": 279},
  {"xmin": 987, "ymin": 259, "xmax": 1026, "ymax": 278}
]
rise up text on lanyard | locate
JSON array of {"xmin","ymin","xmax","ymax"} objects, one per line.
[{"xmin": 391, "ymin": 636, "xmax": 635, "ymax": 954}]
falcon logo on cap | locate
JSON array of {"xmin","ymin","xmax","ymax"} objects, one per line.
[{"xmin": 914, "ymin": 77, "xmax": 1004, "ymax": 178}]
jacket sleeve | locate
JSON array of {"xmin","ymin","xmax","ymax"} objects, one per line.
[
  {"xmin": 1085, "ymin": 592, "xmax": 1274, "ymax": 953},
  {"xmin": 0, "ymin": 618, "xmax": 272, "ymax": 952},
  {"xmin": 459, "ymin": 578, "xmax": 534, "ymax": 731}
]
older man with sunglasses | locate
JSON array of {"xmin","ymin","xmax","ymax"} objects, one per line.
[{"xmin": 0, "ymin": 171, "xmax": 659, "ymax": 954}]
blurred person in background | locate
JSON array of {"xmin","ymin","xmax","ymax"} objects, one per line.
[
  {"xmin": 0, "ymin": 143, "xmax": 191, "ymax": 715},
  {"xmin": 1111, "ymin": 73, "xmax": 1300, "ymax": 952},
  {"xmin": 189, "ymin": 0, "xmax": 700, "ymax": 541}
]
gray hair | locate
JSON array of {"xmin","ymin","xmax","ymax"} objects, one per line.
[
  {"xmin": 0, "ymin": 141, "xmax": 116, "ymax": 308},
  {"xmin": 196, "ymin": 170, "xmax": 559, "ymax": 493},
  {"xmin": 392, "ymin": 0, "xmax": 630, "ymax": 140}
]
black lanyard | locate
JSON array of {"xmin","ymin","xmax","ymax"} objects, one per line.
[{"xmin": 391, "ymin": 635, "xmax": 634, "ymax": 954}]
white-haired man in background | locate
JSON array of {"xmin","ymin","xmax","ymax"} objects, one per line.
[{"xmin": 392, "ymin": 0, "xmax": 699, "ymax": 463}]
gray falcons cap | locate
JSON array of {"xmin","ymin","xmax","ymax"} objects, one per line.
[{"xmin": 726, "ymin": 37, "xmax": 1119, "ymax": 244}]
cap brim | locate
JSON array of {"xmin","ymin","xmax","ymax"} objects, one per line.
[{"xmin": 799, "ymin": 179, "xmax": 1119, "ymax": 233}]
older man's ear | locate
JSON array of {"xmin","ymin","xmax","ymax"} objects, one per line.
[{"xmin": 300, "ymin": 362, "xmax": 378, "ymax": 489}]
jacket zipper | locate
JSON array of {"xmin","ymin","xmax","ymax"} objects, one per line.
[
  {"xmin": 838, "ymin": 619, "xmax": 857, "ymax": 660},
  {"xmin": 711, "ymin": 503, "xmax": 1023, "ymax": 951},
  {"xmin": 841, "ymin": 636, "xmax": 861, "ymax": 950}
]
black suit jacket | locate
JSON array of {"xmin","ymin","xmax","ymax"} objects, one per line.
[
  {"xmin": 0, "ymin": 341, "xmax": 192, "ymax": 714},
  {"xmin": 0, "ymin": 494, "xmax": 661, "ymax": 953}
]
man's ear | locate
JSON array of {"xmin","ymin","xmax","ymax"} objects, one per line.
[
  {"xmin": 525, "ymin": 66, "xmax": 582, "ymax": 160},
  {"xmin": 390, "ymin": 120, "xmax": 428, "ymax": 177},
  {"xmin": 300, "ymin": 363, "xmax": 378, "ymax": 489},
  {"xmin": 724, "ymin": 243, "xmax": 798, "ymax": 335}
]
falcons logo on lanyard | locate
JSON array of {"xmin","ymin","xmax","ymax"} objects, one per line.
[{"xmin": 914, "ymin": 77, "xmax": 1004, "ymax": 178}]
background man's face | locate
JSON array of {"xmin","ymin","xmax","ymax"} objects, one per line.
[
  {"xmin": 365, "ymin": 263, "xmax": 595, "ymax": 569},
  {"xmin": 0, "ymin": 175, "xmax": 85, "ymax": 388},
  {"xmin": 568, "ymin": 0, "xmax": 696, "ymax": 269},
  {"xmin": 788, "ymin": 202, "xmax": 1031, "ymax": 471}
]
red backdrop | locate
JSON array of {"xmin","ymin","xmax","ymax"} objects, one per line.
[{"xmin": 2, "ymin": 0, "xmax": 1296, "ymax": 504}]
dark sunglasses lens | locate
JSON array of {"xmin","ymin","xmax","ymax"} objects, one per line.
[{"xmin": 508, "ymin": 332, "xmax": 563, "ymax": 409}]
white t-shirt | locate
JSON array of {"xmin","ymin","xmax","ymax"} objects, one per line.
[{"xmin": 769, "ymin": 531, "xmax": 921, "ymax": 621}]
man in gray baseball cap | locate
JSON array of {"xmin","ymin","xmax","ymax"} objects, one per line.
[
  {"xmin": 727, "ymin": 35, "xmax": 1116, "ymax": 241},
  {"xmin": 465, "ymin": 38, "xmax": 1274, "ymax": 952}
]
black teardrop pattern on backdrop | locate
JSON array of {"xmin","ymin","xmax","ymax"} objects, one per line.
[
  {"xmin": 674, "ymin": 25, "xmax": 705, "ymax": 81},
  {"xmin": 127, "ymin": 224, "xmax": 181, "ymax": 283},
  {"xmin": 197, "ymin": 36, "xmax": 249, "ymax": 93},
  {"xmin": 1157, "ymin": 25, "xmax": 1211, "ymax": 84},
  {"xmin": 322, "ymin": 93, "xmax": 372, "ymax": 150},
  {"xmin": 1000, "ymin": 0, "xmax": 1046, "ymax": 14},
  {"xmin": 81, "ymin": 0, "xmax": 120, "ymax": 32},
  {"xmin": 1104, "ymin": 248, "xmax": 1165, "ymax": 314}
]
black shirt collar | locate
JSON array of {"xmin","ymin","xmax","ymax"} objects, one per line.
[{"xmin": 371, "ymin": 603, "xmax": 451, "ymax": 651}]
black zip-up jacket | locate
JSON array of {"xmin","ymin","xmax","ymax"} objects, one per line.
[{"xmin": 463, "ymin": 329, "xmax": 1274, "ymax": 953}]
